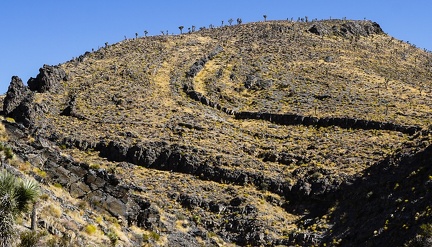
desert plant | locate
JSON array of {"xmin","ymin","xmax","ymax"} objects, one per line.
[
  {"xmin": 237, "ymin": 18, "xmax": 242, "ymax": 25},
  {"xmin": 228, "ymin": 18, "xmax": 233, "ymax": 25},
  {"xmin": 4, "ymin": 146, "xmax": 14, "ymax": 160},
  {"xmin": 263, "ymin": 15, "xmax": 267, "ymax": 22},
  {"xmin": 178, "ymin": 26, "xmax": 184, "ymax": 34},
  {"xmin": 84, "ymin": 224, "xmax": 97, "ymax": 235},
  {"xmin": 0, "ymin": 170, "xmax": 39, "ymax": 247},
  {"xmin": 107, "ymin": 229, "xmax": 118, "ymax": 246},
  {"xmin": 144, "ymin": 30, "xmax": 148, "ymax": 37},
  {"xmin": 19, "ymin": 230, "xmax": 42, "ymax": 247}
]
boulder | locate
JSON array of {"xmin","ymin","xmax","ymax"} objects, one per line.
[
  {"xmin": 27, "ymin": 64, "xmax": 68, "ymax": 93},
  {"xmin": 3, "ymin": 76, "xmax": 30, "ymax": 115}
]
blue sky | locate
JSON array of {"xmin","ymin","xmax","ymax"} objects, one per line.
[{"xmin": 1, "ymin": 0, "xmax": 431, "ymax": 94}]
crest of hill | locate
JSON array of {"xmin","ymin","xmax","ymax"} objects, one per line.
[{"xmin": 1, "ymin": 19, "xmax": 432, "ymax": 246}]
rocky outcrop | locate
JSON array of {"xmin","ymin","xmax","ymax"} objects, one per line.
[
  {"xmin": 183, "ymin": 80, "xmax": 421, "ymax": 135},
  {"xmin": 27, "ymin": 64, "xmax": 67, "ymax": 93},
  {"xmin": 308, "ymin": 20, "xmax": 383, "ymax": 37},
  {"xmin": 3, "ymin": 76, "xmax": 37, "ymax": 127},
  {"xmin": 3, "ymin": 121, "xmax": 162, "ymax": 234},
  {"xmin": 3, "ymin": 65, "xmax": 68, "ymax": 127},
  {"xmin": 186, "ymin": 45, "xmax": 223, "ymax": 78},
  {"xmin": 235, "ymin": 111, "xmax": 421, "ymax": 135},
  {"xmin": 60, "ymin": 94, "xmax": 86, "ymax": 120},
  {"xmin": 3, "ymin": 76, "xmax": 30, "ymax": 115}
]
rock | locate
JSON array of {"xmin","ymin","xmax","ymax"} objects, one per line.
[
  {"xmin": 324, "ymin": 56, "xmax": 334, "ymax": 62},
  {"xmin": 186, "ymin": 58, "xmax": 207, "ymax": 78},
  {"xmin": 340, "ymin": 21, "xmax": 383, "ymax": 37},
  {"xmin": 3, "ymin": 76, "xmax": 30, "ymax": 115},
  {"xmin": 128, "ymin": 199, "xmax": 162, "ymax": 230},
  {"xmin": 3, "ymin": 75, "xmax": 53, "ymax": 127},
  {"xmin": 308, "ymin": 21, "xmax": 383, "ymax": 37},
  {"xmin": 186, "ymin": 45, "xmax": 224, "ymax": 78},
  {"xmin": 308, "ymin": 24, "xmax": 330, "ymax": 36},
  {"xmin": 27, "ymin": 64, "xmax": 67, "ymax": 93},
  {"xmin": 69, "ymin": 182, "xmax": 91, "ymax": 198},
  {"xmin": 230, "ymin": 197, "xmax": 244, "ymax": 207},
  {"xmin": 244, "ymin": 75, "xmax": 273, "ymax": 90}
]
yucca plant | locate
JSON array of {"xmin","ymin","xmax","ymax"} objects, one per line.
[{"xmin": 0, "ymin": 170, "xmax": 39, "ymax": 247}]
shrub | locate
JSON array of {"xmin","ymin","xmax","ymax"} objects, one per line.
[
  {"xmin": 53, "ymin": 183, "xmax": 62, "ymax": 189},
  {"xmin": 107, "ymin": 229, "xmax": 118, "ymax": 246},
  {"xmin": 420, "ymin": 223, "xmax": 432, "ymax": 236},
  {"xmin": 143, "ymin": 231, "xmax": 160, "ymax": 242},
  {"xmin": 19, "ymin": 231, "xmax": 42, "ymax": 247},
  {"xmin": 89, "ymin": 163, "xmax": 100, "ymax": 170},
  {"xmin": 4, "ymin": 146, "xmax": 14, "ymax": 160},
  {"xmin": 84, "ymin": 224, "xmax": 97, "ymax": 235}
]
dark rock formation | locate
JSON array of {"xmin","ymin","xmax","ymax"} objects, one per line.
[
  {"xmin": 3, "ymin": 76, "xmax": 30, "ymax": 115},
  {"xmin": 3, "ymin": 76, "xmax": 38, "ymax": 127},
  {"xmin": 309, "ymin": 20, "xmax": 383, "ymax": 37},
  {"xmin": 234, "ymin": 111, "xmax": 421, "ymax": 135},
  {"xmin": 308, "ymin": 23, "xmax": 331, "ymax": 36},
  {"xmin": 27, "ymin": 64, "xmax": 68, "ymax": 93},
  {"xmin": 186, "ymin": 45, "xmax": 223, "ymax": 78},
  {"xmin": 244, "ymin": 75, "xmax": 273, "ymax": 90},
  {"xmin": 339, "ymin": 21, "xmax": 383, "ymax": 36},
  {"xmin": 60, "ymin": 94, "xmax": 86, "ymax": 120}
]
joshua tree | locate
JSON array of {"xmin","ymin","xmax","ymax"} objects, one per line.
[
  {"xmin": 144, "ymin": 30, "xmax": 148, "ymax": 37},
  {"xmin": 228, "ymin": 18, "xmax": 233, "ymax": 25},
  {"xmin": 0, "ymin": 170, "xmax": 39, "ymax": 247},
  {"xmin": 237, "ymin": 18, "xmax": 242, "ymax": 25},
  {"xmin": 135, "ymin": 32, "xmax": 138, "ymax": 39},
  {"xmin": 263, "ymin": 14, "xmax": 267, "ymax": 22},
  {"xmin": 179, "ymin": 26, "xmax": 184, "ymax": 34},
  {"xmin": 191, "ymin": 25, "xmax": 196, "ymax": 32}
]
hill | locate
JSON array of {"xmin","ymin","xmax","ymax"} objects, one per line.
[{"xmin": 1, "ymin": 19, "xmax": 432, "ymax": 246}]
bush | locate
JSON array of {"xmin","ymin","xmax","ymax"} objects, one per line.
[
  {"xmin": 4, "ymin": 146, "xmax": 14, "ymax": 160},
  {"xmin": 84, "ymin": 224, "xmax": 97, "ymax": 235},
  {"xmin": 107, "ymin": 229, "xmax": 118, "ymax": 246},
  {"xmin": 143, "ymin": 231, "xmax": 160, "ymax": 242},
  {"xmin": 420, "ymin": 223, "xmax": 432, "ymax": 236},
  {"xmin": 19, "ymin": 231, "xmax": 42, "ymax": 247}
]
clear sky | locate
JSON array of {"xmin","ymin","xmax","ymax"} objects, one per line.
[{"xmin": 1, "ymin": 0, "xmax": 431, "ymax": 94}]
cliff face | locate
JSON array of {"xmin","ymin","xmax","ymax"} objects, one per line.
[{"xmin": 1, "ymin": 19, "xmax": 432, "ymax": 246}]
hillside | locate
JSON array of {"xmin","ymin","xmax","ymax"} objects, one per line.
[{"xmin": 1, "ymin": 19, "xmax": 432, "ymax": 246}]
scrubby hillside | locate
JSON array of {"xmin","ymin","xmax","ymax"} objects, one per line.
[{"xmin": 1, "ymin": 19, "xmax": 432, "ymax": 246}]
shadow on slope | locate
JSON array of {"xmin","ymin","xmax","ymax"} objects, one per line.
[{"xmin": 321, "ymin": 137, "xmax": 432, "ymax": 246}]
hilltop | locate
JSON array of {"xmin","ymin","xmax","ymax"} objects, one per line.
[{"xmin": 1, "ymin": 19, "xmax": 432, "ymax": 246}]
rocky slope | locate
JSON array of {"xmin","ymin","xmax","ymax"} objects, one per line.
[{"xmin": 1, "ymin": 19, "xmax": 432, "ymax": 246}]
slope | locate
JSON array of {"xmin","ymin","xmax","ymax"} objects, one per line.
[{"xmin": 1, "ymin": 19, "xmax": 432, "ymax": 246}]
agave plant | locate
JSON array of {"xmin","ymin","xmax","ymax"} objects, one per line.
[{"xmin": 0, "ymin": 170, "xmax": 39, "ymax": 247}]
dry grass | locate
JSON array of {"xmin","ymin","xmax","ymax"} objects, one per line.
[{"xmin": 10, "ymin": 19, "xmax": 432, "ymax": 245}]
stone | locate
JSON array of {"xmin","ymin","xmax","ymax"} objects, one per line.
[
  {"xmin": 27, "ymin": 64, "xmax": 68, "ymax": 93},
  {"xmin": 3, "ymin": 76, "xmax": 30, "ymax": 115}
]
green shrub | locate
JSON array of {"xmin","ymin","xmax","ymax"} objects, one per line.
[
  {"xmin": 89, "ymin": 163, "xmax": 100, "ymax": 170},
  {"xmin": 143, "ymin": 231, "xmax": 160, "ymax": 242},
  {"xmin": 107, "ymin": 229, "xmax": 118, "ymax": 246},
  {"xmin": 420, "ymin": 223, "xmax": 432, "ymax": 236},
  {"xmin": 19, "ymin": 231, "xmax": 42, "ymax": 247},
  {"xmin": 53, "ymin": 183, "xmax": 62, "ymax": 189},
  {"xmin": 84, "ymin": 224, "xmax": 97, "ymax": 235},
  {"xmin": 4, "ymin": 146, "xmax": 14, "ymax": 160}
]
